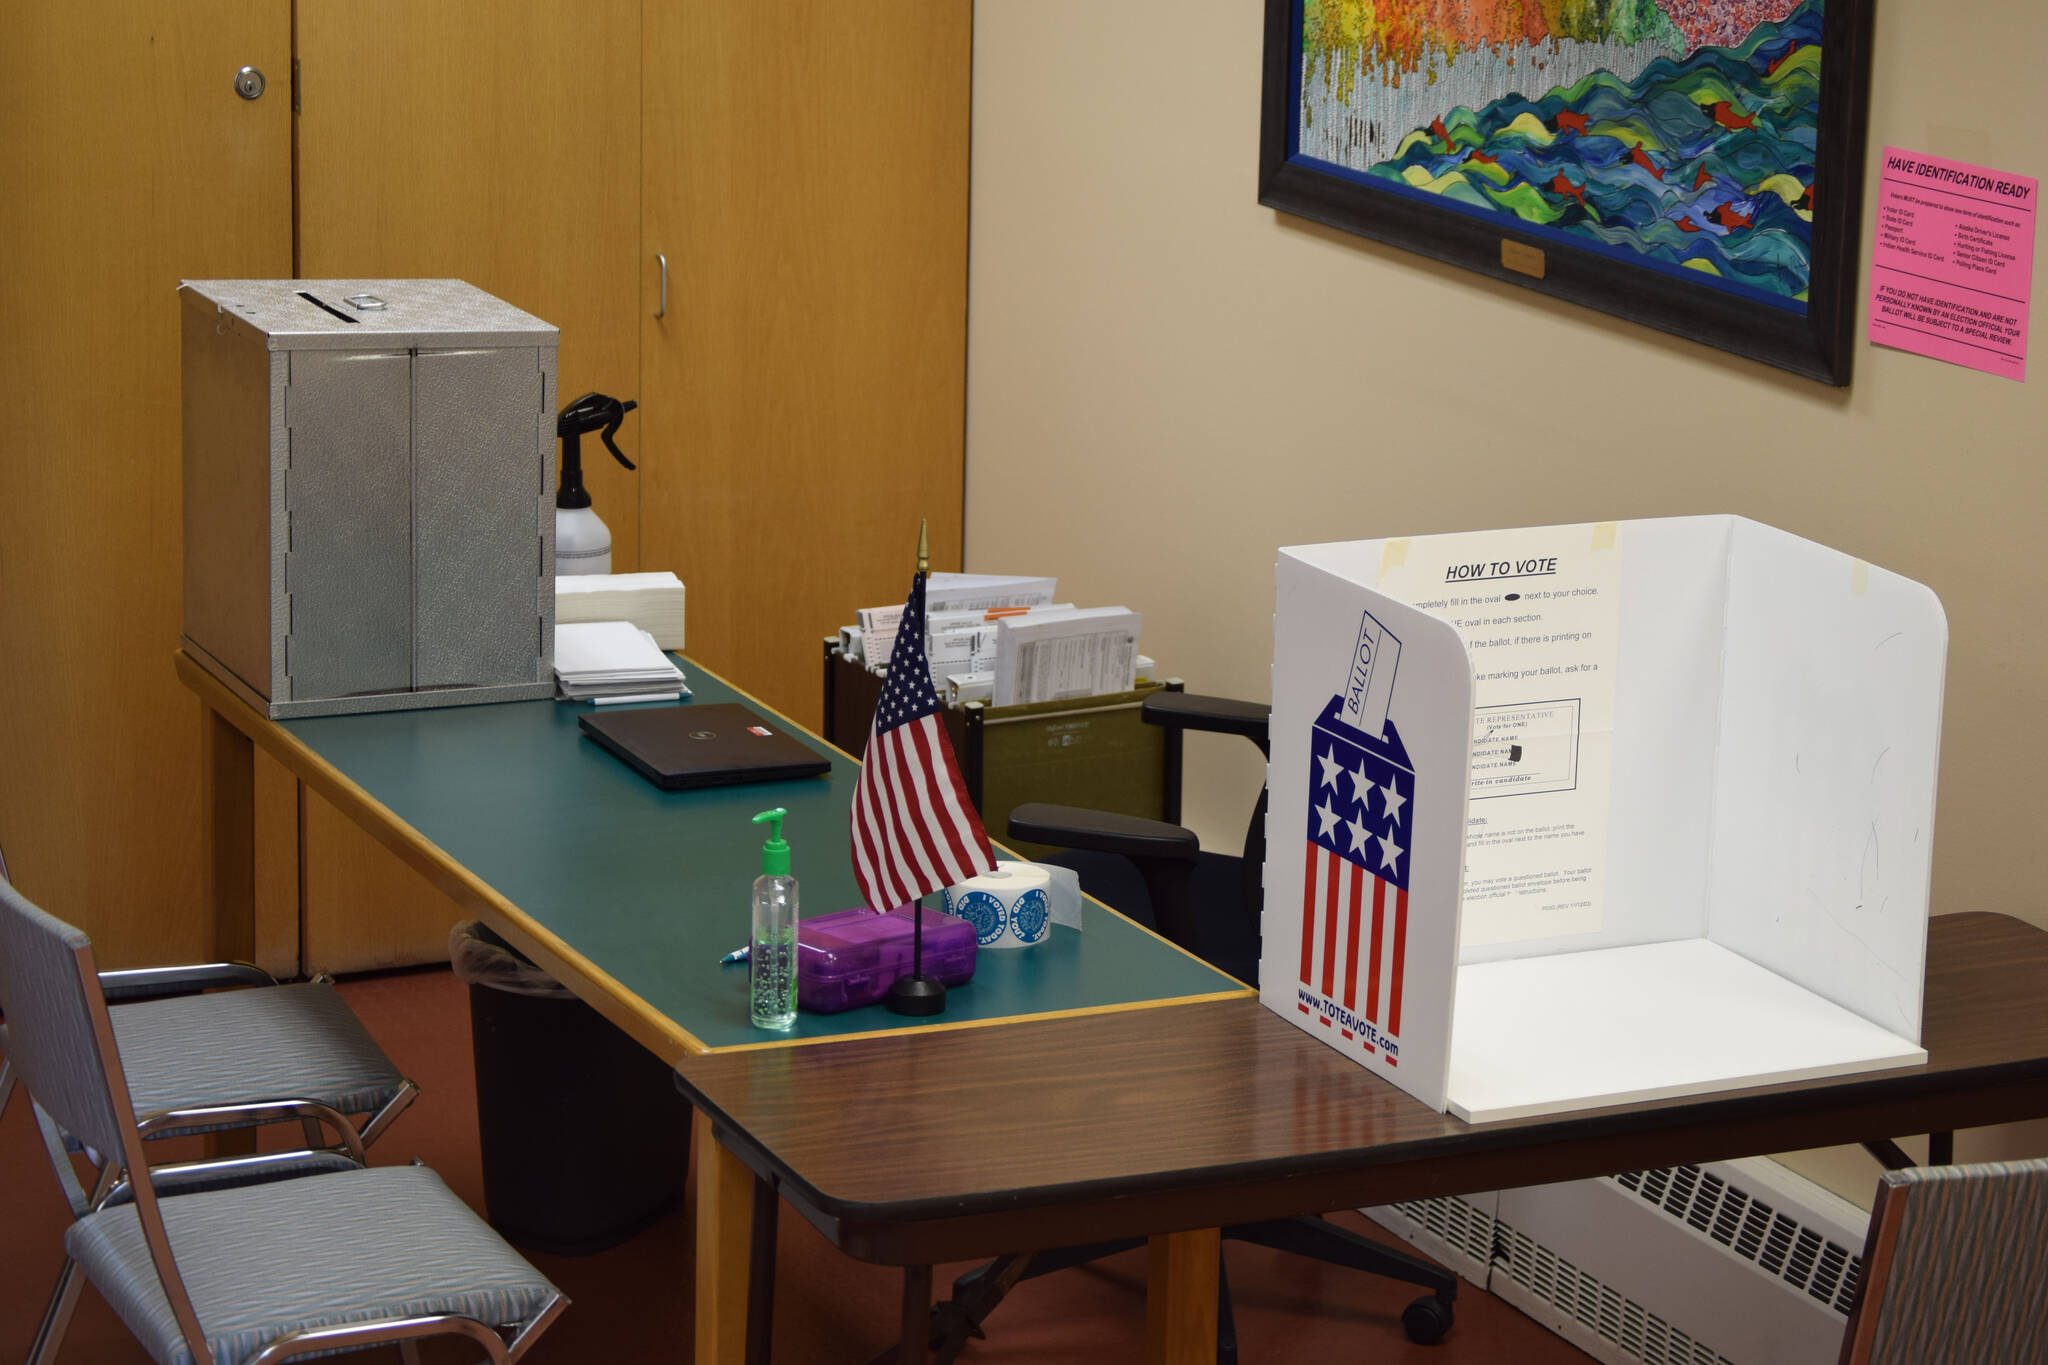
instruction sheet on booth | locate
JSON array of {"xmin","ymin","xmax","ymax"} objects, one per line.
[{"xmin": 1378, "ymin": 524, "xmax": 1621, "ymax": 947}]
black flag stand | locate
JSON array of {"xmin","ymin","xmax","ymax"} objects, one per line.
[
  {"xmin": 887, "ymin": 519, "xmax": 948, "ymax": 1018},
  {"xmin": 885, "ymin": 903, "xmax": 947, "ymax": 1016}
]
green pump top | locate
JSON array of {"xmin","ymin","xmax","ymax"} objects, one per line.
[{"xmin": 752, "ymin": 808, "xmax": 791, "ymax": 878}]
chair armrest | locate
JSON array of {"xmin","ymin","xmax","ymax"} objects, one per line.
[
  {"xmin": 99, "ymin": 962, "xmax": 279, "ymax": 1002},
  {"xmin": 1141, "ymin": 693, "xmax": 1270, "ymax": 754},
  {"xmin": 136, "ymin": 1099, "xmax": 368, "ymax": 1164},
  {"xmin": 1008, "ymin": 804, "xmax": 1200, "ymax": 949},
  {"xmin": 1007, "ymin": 804, "xmax": 1198, "ymax": 865}
]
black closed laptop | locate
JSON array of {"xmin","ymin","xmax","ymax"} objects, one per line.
[{"xmin": 579, "ymin": 703, "xmax": 831, "ymax": 790}]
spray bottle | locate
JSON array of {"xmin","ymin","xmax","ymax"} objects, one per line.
[
  {"xmin": 555, "ymin": 392, "xmax": 639, "ymax": 575},
  {"xmin": 749, "ymin": 808, "xmax": 799, "ymax": 1030}
]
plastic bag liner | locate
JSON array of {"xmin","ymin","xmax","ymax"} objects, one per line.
[{"xmin": 449, "ymin": 921, "xmax": 575, "ymax": 999}]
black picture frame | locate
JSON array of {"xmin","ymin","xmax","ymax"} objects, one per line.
[{"xmin": 1258, "ymin": 0, "xmax": 1875, "ymax": 385}]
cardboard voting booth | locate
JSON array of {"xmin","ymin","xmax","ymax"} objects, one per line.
[{"xmin": 1262, "ymin": 517, "xmax": 1947, "ymax": 1123}]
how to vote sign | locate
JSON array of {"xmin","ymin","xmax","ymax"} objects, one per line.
[{"xmin": 1869, "ymin": 147, "xmax": 2037, "ymax": 382}]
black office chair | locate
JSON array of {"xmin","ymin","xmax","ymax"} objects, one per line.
[{"xmin": 926, "ymin": 692, "xmax": 1458, "ymax": 1362}]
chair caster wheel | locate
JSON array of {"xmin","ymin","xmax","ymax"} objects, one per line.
[{"xmin": 1401, "ymin": 1293, "xmax": 1454, "ymax": 1345}]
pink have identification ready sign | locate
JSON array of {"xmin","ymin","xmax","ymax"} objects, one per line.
[{"xmin": 1869, "ymin": 147, "xmax": 2037, "ymax": 381}]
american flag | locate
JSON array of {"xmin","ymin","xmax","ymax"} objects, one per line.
[
  {"xmin": 849, "ymin": 571, "xmax": 996, "ymax": 910},
  {"xmin": 1298, "ymin": 696, "xmax": 1413, "ymax": 1065}
]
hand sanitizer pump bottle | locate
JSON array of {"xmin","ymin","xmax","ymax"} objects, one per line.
[
  {"xmin": 555, "ymin": 392, "xmax": 639, "ymax": 576},
  {"xmin": 749, "ymin": 808, "xmax": 799, "ymax": 1030}
]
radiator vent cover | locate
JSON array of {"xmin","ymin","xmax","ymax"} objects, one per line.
[
  {"xmin": 1387, "ymin": 1191, "xmax": 1498, "ymax": 1270},
  {"xmin": 1496, "ymin": 1223, "xmax": 1734, "ymax": 1365},
  {"xmin": 1367, "ymin": 1158, "xmax": 1871, "ymax": 1365},
  {"xmin": 1613, "ymin": 1165, "xmax": 1863, "ymax": 1315}
]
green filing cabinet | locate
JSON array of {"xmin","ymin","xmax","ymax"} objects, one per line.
[{"xmin": 821, "ymin": 643, "xmax": 1182, "ymax": 859}]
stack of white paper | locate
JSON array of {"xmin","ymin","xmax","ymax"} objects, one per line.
[
  {"xmin": 926, "ymin": 603, "xmax": 1076, "ymax": 692},
  {"xmin": 992, "ymin": 607, "xmax": 1142, "ymax": 706},
  {"xmin": 857, "ymin": 573, "xmax": 1057, "ymax": 668},
  {"xmin": 553, "ymin": 621, "xmax": 690, "ymax": 703},
  {"xmin": 556, "ymin": 572, "xmax": 687, "ymax": 649}
]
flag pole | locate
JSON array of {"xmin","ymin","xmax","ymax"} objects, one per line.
[{"xmin": 886, "ymin": 518, "xmax": 948, "ymax": 1017}]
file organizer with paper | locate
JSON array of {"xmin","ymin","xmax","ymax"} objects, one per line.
[
  {"xmin": 1262, "ymin": 516, "xmax": 1947, "ymax": 1123},
  {"xmin": 822, "ymin": 644, "xmax": 1178, "ymax": 862}
]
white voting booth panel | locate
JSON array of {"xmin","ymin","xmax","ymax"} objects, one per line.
[{"xmin": 1261, "ymin": 517, "xmax": 1946, "ymax": 1123}]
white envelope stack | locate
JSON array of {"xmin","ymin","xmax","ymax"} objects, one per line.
[{"xmin": 553, "ymin": 621, "xmax": 689, "ymax": 703}]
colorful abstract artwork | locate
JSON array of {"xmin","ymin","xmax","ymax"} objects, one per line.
[{"xmin": 1257, "ymin": 0, "xmax": 1874, "ymax": 383}]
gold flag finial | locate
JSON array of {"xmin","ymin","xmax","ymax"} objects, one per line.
[{"xmin": 917, "ymin": 518, "xmax": 929, "ymax": 576}]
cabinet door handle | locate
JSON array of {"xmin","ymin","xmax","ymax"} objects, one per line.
[{"xmin": 656, "ymin": 252, "xmax": 668, "ymax": 319}]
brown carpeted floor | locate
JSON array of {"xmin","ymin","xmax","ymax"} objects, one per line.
[{"xmin": 2, "ymin": 967, "xmax": 1597, "ymax": 1363}]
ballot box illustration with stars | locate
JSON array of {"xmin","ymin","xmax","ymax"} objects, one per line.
[
  {"xmin": 1265, "ymin": 559, "xmax": 1473, "ymax": 1112},
  {"xmin": 1296, "ymin": 621, "xmax": 1416, "ymax": 1066}
]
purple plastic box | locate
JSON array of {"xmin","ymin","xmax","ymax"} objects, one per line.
[{"xmin": 796, "ymin": 906, "xmax": 978, "ymax": 1014}]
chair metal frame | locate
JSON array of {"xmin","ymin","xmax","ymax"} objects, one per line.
[
  {"xmin": 0, "ymin": 842, "xmax": 418, "ymax": 1160},
  {"xmin": 1, "ymin": 960, "xmax": 421, "ymax": 1152},
  {"xmin": 6, "ymin": 899, "xmax": 563, "ymax": 1365},
  {"xmin": 2, "ymin": 951, "xmax": 422, "ymax": 1362}
]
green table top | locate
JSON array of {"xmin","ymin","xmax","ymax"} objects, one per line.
[{"xmin": 281, "ymin": 661, "xmax": 1246, "ymax": 1052}]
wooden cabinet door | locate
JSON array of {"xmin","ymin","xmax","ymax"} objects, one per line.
[
  {"xmin": 295, "ymin": 0, "xmax": 643, "ymax": 561},
  {"xmin": 293, "ymin": 0, "xmax": 642, "ymax": 971},
  {"xmin": 0, "ymin": 1, "xmax": 292, "ymax": 967},
  {"xmin": 640, "ymin": 0, "xmax": 972, "ymax": 728}
]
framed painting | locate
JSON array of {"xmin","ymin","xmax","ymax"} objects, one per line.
[{"xmin": 1258, "ymin": 0, "xmax": 1875, "ymax": 384}]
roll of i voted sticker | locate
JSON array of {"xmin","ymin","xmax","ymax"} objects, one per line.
[{"xmin": 942, "ymin": 863, "xmax": 1054, "ymax": 949}]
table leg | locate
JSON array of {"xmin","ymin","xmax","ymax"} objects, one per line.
[
  {"xmin": 747, "ymin": 1172, "xmax": 778, "ymax": 1365},
  {"xmin": 898, "ymin": 1265, "xmax": 932, "ymax": 1365},
  {"xmin": 1146, "ymin": 1228, "xmax": 1220, "ymax": 1365},
  {"xmin": 695, "ymin": 1110, "xmax": 755, "ymax": 1365},
  {"xmin": 201, "ymin": 702, "xmax": 256, "ymax": 963},
  {"xmin": 200, "ymin": 702, "xmax": 258, "ymax": 1159}
]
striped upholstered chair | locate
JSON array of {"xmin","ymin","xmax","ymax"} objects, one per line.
[
  {"xmin": 1, "ymin": 853, "xmax": 422, "ymax": 1355},
  {"xmin": 0, "ymin": 843, "xmax": 418, "ymax": 1164},
  {"xmin": 1841, "ymin": 1157, "xmax": 2048, "ymax": 1364},
  {"xmin": 0, "ymin": 877, "xmax": 567, "ymax": 1364}
]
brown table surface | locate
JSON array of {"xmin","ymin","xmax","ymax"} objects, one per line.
[{"xmin": 675, "ymin": 911, "xmax": 2048, "ymax": 1266}]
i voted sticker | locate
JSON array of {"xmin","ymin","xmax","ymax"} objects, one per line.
[
  {"xmin": 1009, "ymin": 888, "xmax": 1050, "ymax": 944},
  {"xmin": 951, "ymin": 890, "xmax": 1007, "ymax": 946}
]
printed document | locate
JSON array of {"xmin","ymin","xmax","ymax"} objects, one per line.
[{"xmin": 1377, "ymin": 524, "xmax": 1620, "ymax": 946}]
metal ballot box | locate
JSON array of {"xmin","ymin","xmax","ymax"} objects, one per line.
[{"xmin": 180, "ymin": 279, "xmax": 558, "ymax": 717}]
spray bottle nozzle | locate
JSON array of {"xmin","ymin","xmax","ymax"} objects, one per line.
[
  {"xmin": 752, "ymin": 808, "xmax": 791, "ymax": 878},
  {"xmin": 556, "ymin": 392, "xmax": 638, "ymax": 510}
]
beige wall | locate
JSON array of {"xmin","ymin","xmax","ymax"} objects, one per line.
[{"xmin": 965, "ymin": 0, "xmax": 2046, "ymax": 1202}]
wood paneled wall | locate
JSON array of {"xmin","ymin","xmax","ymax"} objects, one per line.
[
  {"xmin": 3, "ymin": 0, "xmax": 970, "ymax": 970},
  {"xmin": 640, "ymin": 0, "xmax": 972, "ymax": 730},
  {"xmin": 0, "ymin": 1, "xmax": 292, "ymax": 966},
  {"xmin": 290, "ymin": 0, "xmax": 646, "ymax": 970},
  {"xmin": 294, "ymin": 0, "xmax": 646, "ymax": 575}
]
